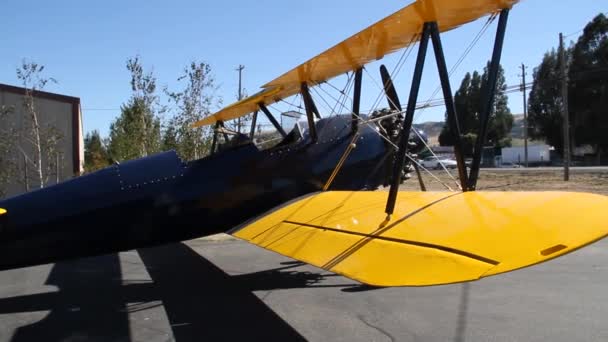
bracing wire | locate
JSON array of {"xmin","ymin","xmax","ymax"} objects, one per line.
[
  {"xmin": 295, "ymin": 16, "xmax": 496, "ymax": 192},
  {"xmin": 323, "ymin": 75, "xmax": 355, "ymax": 116},
  {"xmin": 313, "ymin": 84, "xmax": 399, "ymax": 150},
  {"xmin": 414, "ymin": 13, "xmax": 497, "ymax": 122},
  {"xmin": 410, "ymin": 128, "xmax": 461, "ymax": 189},
  {"xmin": 358, "ymin": 20, "xmax": 496, "ymax": 191},
  {"xmin": 328, "ymin": 72, "xmax": 354, "ymax": 116},
  {"xmin": 278, "ymin": 95, "xmax": 304, "ymax": 111},
  {"xmin": 406, "ymin": 154, "xmax": 455, "ymax": 192},
  {"xmin": 368, "ymin": 36, "xmax": 417, "ymax": 114},
  {"xmin": 314, "ymin": 74, "xmax": 458, "ymax": 191}
]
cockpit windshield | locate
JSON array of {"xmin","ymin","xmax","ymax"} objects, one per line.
[
  {"xmin": 293, "ymin": 119, "xmax": 310, "ymax": 140},
  {"xmin": 256, "ymin": 119, "xmax": 317, "ymax": 151}
]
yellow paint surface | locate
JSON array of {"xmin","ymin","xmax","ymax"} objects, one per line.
[
  {"xmin": 232, "ymin": 191, "xmax": 608, "ymax": 286},
  {"xmin": 194, "ymin": 0, "xmax": 519, "ymax": 127}
]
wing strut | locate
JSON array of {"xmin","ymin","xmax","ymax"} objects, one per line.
[
  {"xmin": 258, "ymin": 103, "xmax": 287, "ymax": 138},
  {"xmin": 210, "ymin": 121, "xmax": 231, "ymax": 155},
  {"xmin": 249, "ymin": 110, "xmax": 258, "ymax": 139},
  {"xmin": 210, "ymin": 121, "xmax": 221, "ymax": 154},
  {"xmin": 386, "ymin": 24, "xmax": 431, "ymax": 216},
  {"xmin": 429, "ymin": 22, "xmax": 469, "ymax": 191},
  {"xmin": 352, "ymin": 68, "xmax": 363, "ymax": 133},
  {"xmin": 468, "ymin": 9, "xmax": 510, "ymax": 190},
  {"xmin": 300, "ymin": 83, "xmax": 319, "ymax": 143},
  {"xmin": 384, "ymin": 9, "xmax": 511, "ymax": 215}
]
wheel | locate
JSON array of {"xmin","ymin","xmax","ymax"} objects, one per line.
[{"xmin": 435, "ymin": 163, "xmax": 442, "ymax": 170}]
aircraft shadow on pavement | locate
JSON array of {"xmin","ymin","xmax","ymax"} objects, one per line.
[
  {"xmin": 137, "ymin": 243, "xmax": 314, "ymax": 341},
  {"xmin": 7, "ymin": 254, "xmax": 132, "ymax": 342},
  {"xmin": 0, "ymin": 242, "xmax": 362, "ymax": 341}
]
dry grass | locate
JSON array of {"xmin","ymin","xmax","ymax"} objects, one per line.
[{"xmin": 400, "ymin": 169, "xmax": 608, "ymax": 196}]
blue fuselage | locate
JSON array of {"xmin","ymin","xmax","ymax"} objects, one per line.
[{"xmin": 0, "ymin": 115, "xmax": 390, "ymax": 270}]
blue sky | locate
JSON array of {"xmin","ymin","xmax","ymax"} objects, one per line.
[{"xmin": 1, "ymin": 0, "xmax": 605, "ymax": 137}]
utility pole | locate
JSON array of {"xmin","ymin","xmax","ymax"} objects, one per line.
[
  {"xmin": 559, "ymin": 33, "xmax": 570, "ymax": 181},
  {"xmin": 520, "ymin": 63, "xmax": 529, "ymax": 167},
  {"xmin": 236, "ymin": 65, "xmax": 245, "ymax": 133}
]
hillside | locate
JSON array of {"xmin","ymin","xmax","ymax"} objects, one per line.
[
  {"xmin": 413, "ymin": 115, "xmax": 543, "ymax": 147},
  {"xmin": 510, "ymin": 114, "xmax": 525, "ymax": 139},
  {"xmin": 413, "ymin": 121, "xmax": 443, "ymax": 146}
]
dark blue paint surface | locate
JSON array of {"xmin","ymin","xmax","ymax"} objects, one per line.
[{"xmin": 0, "ymin": 115, "xmax": 390, "ymax": 270}]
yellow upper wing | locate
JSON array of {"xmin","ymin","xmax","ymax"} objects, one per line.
[
  {"xmin": 193, "ymin": 0, "xmax": 519, "ymax": 127},
  {"xmin": 231, "ymin": 191, "xmax": 608, "ymax": 287}
]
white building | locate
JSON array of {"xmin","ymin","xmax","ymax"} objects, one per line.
[{"xmin": 501, "ymin": 145, "xmax": 551, "ymax": 165}]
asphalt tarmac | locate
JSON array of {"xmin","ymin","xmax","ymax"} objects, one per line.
[{"xmin": 0, "ymin": 238, "xmax": 606, "ymax": 342}]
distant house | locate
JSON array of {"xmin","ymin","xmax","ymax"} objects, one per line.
[
  {"xmin": 431, "ymin": 146, "xmax": 455, "ymax": 158},
  {"xmin": 501, "ymin": 145, "xmax": 551, "ymax": 166},
  {"xmin": 0, "ymin": 83, "xmax": 83, "ymax": 198}
]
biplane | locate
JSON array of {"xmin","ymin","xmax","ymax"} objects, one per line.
[{"xmin": 1, "ymin": 0, "xmax": 607, "ymax": 287}]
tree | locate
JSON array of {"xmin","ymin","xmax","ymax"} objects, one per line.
[
  {"xmin": 481, "ymin": 62, "xmax": 513, "ymax": 149},
  {"xmin": 439, "ymin": 71, "xmax": 484, "ymax": 150},
  {"xmin": 84, "ymin": 130, "xmax": 110, "ymax": 172},
  {"xmin": 439, "ymin": 64, "xmax": 512, "ymax": 154},
  {"xmin": 528, "ymin": 50, "xmax": 568, "ymax": 153},
  {"xmin": 15, "ymin": 60, "xmax": 63, "ymax": 190},
  {"xmin": 569, "ymin": 14, "xmax": 608, "ymax": 160},
  {"xmin": 164, "ymin": 61, "xmax": 220, "ymax": 160},
  {"xmin": 161, "ymin": 117, "xmax": 180, "ymax": 152},
  {"xmin": 528, "ymin": 14, "xmax": 608, "ymax": 159},
  {"xmin": 108, "ymin": 56, "xmax": 162, "ymax": 162}
]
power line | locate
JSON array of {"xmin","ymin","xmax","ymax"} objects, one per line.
[{"xmin": 564, "ymin": 29, "xmax": 583, "ymax": 38}]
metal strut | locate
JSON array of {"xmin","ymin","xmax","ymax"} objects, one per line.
[
  {"xmin": 412, "ymin": 163, "xmax": 427, "ymax": 191},
  {"xmin": 210, "ymin": 121, "xmax": 221, "ymax": 155},
  {"xmin": 352, "ymin": 68, "xmax": 363, "ymax": 133},
  {"xmin": 429, "ymin": 21, "xmax": 469, "ymax": 191},
  {"xmin": 249, "ymin": 110, "xmax": 258, "ymax": 139},
  {"xmin": 385, "ymin": 24, "xmax": 431, "ymax": 216},
  {"xmin": 218, "ymin": 121, "xmax": 230, "ymax": 142},
  {"xmin": 258, "ymin": 103, "xmax": 287, "ymax": 137},
  {"xmin": 300, "ymin": 83, "xmax": 319, "ymax": 142},
  {"xmin": 467, "ymin": 9, "xmax": 510, "ymax": 190}
]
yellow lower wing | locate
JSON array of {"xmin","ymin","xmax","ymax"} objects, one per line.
[{"xmin": 231, "ymin": 191, "xmax": 608, "ymax": 287}]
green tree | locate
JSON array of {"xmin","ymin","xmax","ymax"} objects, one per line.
[
  {"xmin": 569, "ymin": 14, "xmax": 608, "ymax": 160},
  {"xmin": 108, "ymin": 56, "xmax": 162, "ymax": 162},
  {"xmin": 84, "ymin": 130, "xmax": 110, "ymax": 172},
  {"xmin": 527, "ymin": 50, "xmax": 566, "ymax": 152},
  {"xmin": 528, "ymin": 14, "xmax": 607, "ymax": 158},
  {"xmin": 439, "ymin": 64, "xmax": 512, "ymax": 154},
  {"xmin": 481, "ymin": 62, "xmax": 513, "ymax": 148},
  {"xmin": 164, "ymin": 61, "xmax": 219, "ymax": 160},
  {"xmin": 161, "ymin": 117, "xmax": 180, "ymax": 152}
]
